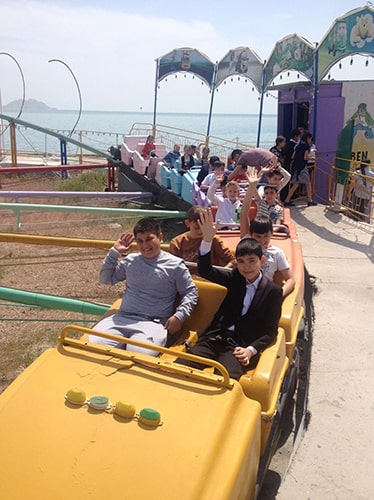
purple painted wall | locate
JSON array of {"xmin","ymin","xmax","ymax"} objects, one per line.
[{"xmin": 277, "ymin": 81, "xmax": 345, "ymax": 202}]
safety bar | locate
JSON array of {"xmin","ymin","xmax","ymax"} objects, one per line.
[{"xmin": 59, "ymin": 325, "xmax": 233, "ymax": 388}]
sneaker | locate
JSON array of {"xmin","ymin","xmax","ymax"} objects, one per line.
[
  {"xmin": 284, "ymin": 201, "xmax": 295, "ymax": 207},
  {"xmin": 307, "ymin": 201, "xmax": 317, "ymax": 206}
]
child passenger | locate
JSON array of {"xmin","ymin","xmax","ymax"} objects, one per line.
[
  {"xmin": 141, "ymin": 135, "xmax": 156, "ymax": 158},
  {"xmin": 241, "ymin": 215, "xmax": 295, "ymax": 298},
  {"xmin": 89, "ymin": 217, "xmax": 198, "ymax": 356},
  {"xmin": 168, "ymin": 205, "xmax": 236, "ymax": 272},
  {"xmin": 242, "ymin": 169, "xmax": 284, "ymax": 229},
  {"xmin": 207, "ymin": 171, "xmax": 241, "ymax": 226},
  {"xmin": 176, "ymin": 209, "xmax": 283, "ymax": 380}
]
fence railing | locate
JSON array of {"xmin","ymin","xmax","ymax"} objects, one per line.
[
  {"xmin": 311, "ymin": 157, "xmax": 374, "ymax": 225},
  {"xmin": 1, "ymin": 118, "xmax": 264, "ymax": 167}
]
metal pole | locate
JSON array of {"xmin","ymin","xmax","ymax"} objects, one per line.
[
  {"xmin": 10, "ymin": 122, "xmax": 17, "ymax": 167},
  {"xmin": 48, "ymin": 59, "xmax": 82, "ymax": 137},
  {"xmin": 60, "ymin": 138, "xmax": 68, "ymax": 179},
  {"xmin": 0, "ymin": 89, "xmax": 4, "ymax": 157},
  {"xmin": 152, "ymin": 59, "xmax": 160, "ymax": 137},
  {"xmin": 256, "ymin": 60, "xmax": 266, "ymax": 147},
  {"xmin": 206, "ymin": 63, "xmax": 218, "ymax": 146},
  {"xmin": 0, "ymin": 52, "xmax": 26, "ymax": 120},
  {"xmin": 312, "ymin": 43, "xmax": 319, "ymax": 143}
]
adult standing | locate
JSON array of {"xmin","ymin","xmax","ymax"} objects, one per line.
[
  {"xmin": 283, "ymin": 128, "xmax": 301, "ymax": 173},
  {"xmin": 284, "ymin": 132, "xmax": 317, "ymax": 207},
  {"xmin": 227, "ymin": 147, "xmax": 279, "ymax": 182},
  {"xmin": 269, "ymin": 136, "xmax": 286, "ymax": 166}
]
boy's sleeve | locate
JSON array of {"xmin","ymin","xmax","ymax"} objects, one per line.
[
  {"xmin": 173, "ymin": 264, "xmax": 198, "ymax": 323},
  {"xmin": 99, "ymin": 248, "xmax": 127, "ymax": 284}
]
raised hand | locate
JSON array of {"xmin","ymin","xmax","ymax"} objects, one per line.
[
  {"xmin": 245, "ymin": 168, "xmax": 262, "ymax": 185},
  {"xmin": 198, "ymin": 208, "xmax": 217, "ymax": 242},
  {"xmin": 113, "ymin": 232, "xmax": 135, "ymax": 253}
]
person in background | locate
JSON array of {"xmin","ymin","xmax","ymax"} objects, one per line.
[
  {"xmin": 197, "ymin": 154, "xmax": 219, "ymax": 187},
  {"xmin": 227, "ymin": 147, "xmax": 279, "ymax": 182},
  {"xmin": 200, "ymin": 160, "xmax": 226, "ymax": 191},
  {"xmin": 88, "ymin": 217, "xmax": 198, "ymax": 355},
  {"xmin": 191, "ymin": 144, "xmax": 201, "ymax": 164},
  {"xmin": 281, "ymin": 128, "xmax": 301, "ymax": 202},
  {"xmin": 241, "ymin": 169, "xmax": 285, "ymax": 228},
  {"xmin": 226, "ymin": 149, "xmax": 243, "ymax": 171},
  {"xmin": 270, "ymin": 136, "xmax": 286, "ymax": 166},
  {"xmin": 179, "ymin": 145, "xmax": 195, "ymax": 174},
  {"xmin": 199, "ymin": 146, "xmax": 210, "ymax": 170},
  {"xmin": 240, "ymin": 213, "xmax": 295, "ymax": 298},
  {"xmin": 162, "ymin": 143, "xmax": 181, "ymax": 168},
  {"xmin": 175, "ymin": 209, "xmax": 283, "ymax": 380},
  {"xmin": 256, "ymin": 167, "xmax": 291, "ymax": 200},
  {"xmin": 141, "ymin": 135, "xmax": 156, "ymax": 159},
  {"xmin": 349, "ymin": 158, "xmax": 374, "ymax": 222},
  {"xmin": 207, "ymin": 173, "xmax": 241, "ymax": 226},
  {"xmin": 169, "ymin": 205, "xmax": 236, "ymax": 272},
  {"xmin": 283, "ymin": 129, "xmax": 301, "ymax": 173},
  {"xmin": 284, "ymin": 132, "xmax": 317, "ymax": 207}
]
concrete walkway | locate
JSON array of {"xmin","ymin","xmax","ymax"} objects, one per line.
[{"xmin": 277, "ymin": 203, "xmax": 374, "ymax": 500}]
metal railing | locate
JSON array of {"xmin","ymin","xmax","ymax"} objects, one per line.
[
  {"xmin": 1, "ymin": 117, "xmax": 261, "ymax": 167},
  {"xmin": 312, "ymin": 157, "xmax": 374, "ymax": 225},
  {"xmin": 129, "ymin": 122, "xmax": 256, "ymax": 159}
]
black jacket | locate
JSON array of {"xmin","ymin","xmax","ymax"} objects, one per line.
[{"xmin": 198, "ymin": 251, "xmax": 283, "ymax": 353}]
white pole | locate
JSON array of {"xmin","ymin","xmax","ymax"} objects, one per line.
[{"xmin": 0, "ymin": 88, "xmax": 5, "ymax": 158}]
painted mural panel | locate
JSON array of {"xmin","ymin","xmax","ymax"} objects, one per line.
[
  {"xmin": 157, "ymin": 48, "xmax": 215, "ymax": 87},
  {"xmin": 216, "ymin": 47, "xmax": 263, "ymax": 91},
  {"xmin": 263, "ymin": 34, "xmax": 314, "ymax": 90},
  {"xmin": 318, "ymin": 6, "xmax": 374, "ymax": 80},
  {"xmin": 342, "ymin": 81, "xmax": 374, "ymax": 164}
]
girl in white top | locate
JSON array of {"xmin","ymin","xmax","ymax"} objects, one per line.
[{"xmin": 207, "ymin": 176, "xmax": 241, "ymax": 226}]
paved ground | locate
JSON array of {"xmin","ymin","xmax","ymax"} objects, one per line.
[{"xmin": 276, "ymin": 203, "xmax": 374, "ymax": 500}]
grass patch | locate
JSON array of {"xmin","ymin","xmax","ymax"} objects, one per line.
[{"xmin": 59, "ymin": 170, "xmax": 108, "ymax": 192}]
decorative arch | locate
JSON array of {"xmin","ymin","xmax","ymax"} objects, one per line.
[
  {"xmin": 215, "ymin": 47, "xmax": 263, "ymax": 91},
  {"xmin": 318, "ymin": 5, "xmax": 374, "ymax": 81},
  {"xmin": 156, "ymin": 47, "xmax": 215, "ymax": 88},
  {"xmin": 263, "ymin": 34, "xmax": 315, "ymax": 91}
]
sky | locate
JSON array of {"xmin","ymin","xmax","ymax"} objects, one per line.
[{"xmin": 0, "ymin": 0, "xmax": 373, "ymax": 115}]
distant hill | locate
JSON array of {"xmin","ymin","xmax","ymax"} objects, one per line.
[{"xmin": 3, "ymin": 99, "xmax": 57, "ymax": 112}]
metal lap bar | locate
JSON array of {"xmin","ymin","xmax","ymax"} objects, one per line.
[{"xmin": 59, "ymin": 325, "xmax": 233, "ymax": 388}]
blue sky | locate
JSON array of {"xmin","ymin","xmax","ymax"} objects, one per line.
[{"xmin": 0, "ymin": 1, "xmax": 372, "ymax": 114}]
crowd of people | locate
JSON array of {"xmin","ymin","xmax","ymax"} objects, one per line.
[{"xmin": 89, "ymin": 128, "xmax": 323, "ymax": 379}]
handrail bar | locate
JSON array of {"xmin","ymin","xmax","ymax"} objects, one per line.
[{"xmin": 59, "ymin": 324, "xmax": 233, "ymax": 388}]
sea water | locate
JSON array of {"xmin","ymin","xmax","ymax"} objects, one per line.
[{"xmin": 0, "ymin": 110, "xmax": 277, "ymax": 154}]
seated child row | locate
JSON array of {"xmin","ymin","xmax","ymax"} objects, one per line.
[{"xmin": 169, "ymin": 205, "xmax": 295, "ymax": 299}]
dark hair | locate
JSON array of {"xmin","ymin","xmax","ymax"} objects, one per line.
[
  {"xmin": 263, "ymin": 184, "xmax": 277, "ymax": 193},
  {"xmin": 133, "ymin": 217, "xmax": 161, "ymax": 237},
  {"xmin": 235, "ymin": 237, "xmax": 263, "ymax": 259},
  {"xmin": 186, "ymin": 205, "xmax": 205, "ymax": 222},
  {"xmin": 275, "ymin": 135, "xmax": 286, "ymax": 145},
  {"xmin": 301, "ymin": 132, "xmax": 313, "ymax": 142},
  {"xmin": 209, "ymin": 155, "xmax": 220, "ymax": 166},
  {"xmin": 231, "ymin": 149, "xmax": 243, "ymax": 159},
  {"xmin": 250, "ymin": 216, "xmax": 273, "ymax": 235},
  {"xmin": 212, "ymin": 160, "xmax": 225, "ymax": 170},
  {"xmin": 290, "ymin": 128, "xmax": 301, "ymax": 138}
]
